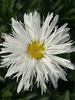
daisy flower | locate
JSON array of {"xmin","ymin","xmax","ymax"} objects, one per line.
[{"xmin": 0, "ymin": 11, "xmax": 75, "ymax": 94}]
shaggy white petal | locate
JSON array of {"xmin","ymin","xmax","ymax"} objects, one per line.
[
  {"xmin": 45, "ymin": 42, "xmax": 75, "ymax": 54},
  {"xmin": 24, "ymin": 11, "xmax": 40, "ymax": 41},
  {"xmin": 35, "ymin": 63, "xmax": 47, "ymax": 94},
  {"xmin": 40, "ymin": 13, "xmax": 53, "ymax": 41},
  {"xmin": 49, "ymin": 55, "xmax": 75, "ymax": 69},
  {"xmin": 17, "ymin": 76, "xmax": 23, "ymax": 93},
  {"xmin": 11, "ymin": 18, "xmax": 31, "ymax": 43},
  {"xmin": 45, "ymin": 15, "xmax": 59, "ymax": 37}
]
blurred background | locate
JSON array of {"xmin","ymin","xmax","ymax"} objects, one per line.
[{"xmin": 0, "ymin": 0, "xmax": 75, "ymax": 100}]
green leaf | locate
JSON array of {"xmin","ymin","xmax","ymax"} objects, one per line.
[
  {"xmin": 71, "ymin": 93, "xmax": 75, "ymax": 100},
  {"xmin": 64, "ymin": 90, "xmax": 70, "ymax": 100},
  {"xmin": 52, "ymin": 0, "xmax": 61, "ymax": 10},
  {"xmin": 18, "ymin": 92, "xmax": 38, "ymax": 100},
  {"xmin": 0, "ymin": 76, "xmax": 4, "ymax": 82},
  {"xmin": 23, "ymin": 93, "xmax": 38, "ymax": 100},
  {"xmin": 65, "ymin": 8, "xmax": 75, "ymax": 16},
  {"xmin": 68, "ymin": 70, "xmax": 75, "ymax": 81},
  {"xmin": 37, "ymin": 96, "xmax": 49, "ymax": 100},
  {"xmin": 2, "ymin": 91, "xmax": 12, "ymax": 97},
  {"xmin": 57, "ymin": 90, "xmax": 70, "ymax": 100}
]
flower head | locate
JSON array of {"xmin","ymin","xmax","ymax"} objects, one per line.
[{"xmin": 0, "ymin": 11, "xmax": 75, "ymax": 94}]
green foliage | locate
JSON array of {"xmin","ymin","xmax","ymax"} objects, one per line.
[
  {"xmin": 68, "ymin": 70, "xmax": 75, "ymax": 81},
  {"xmin": 0, "ymin": 0, "xmax": 75, "ymax": 100}
]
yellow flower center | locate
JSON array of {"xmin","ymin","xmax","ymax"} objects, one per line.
[{"xmin": 27, "ymin": 41, "xmax": 45, "ymax": 60}]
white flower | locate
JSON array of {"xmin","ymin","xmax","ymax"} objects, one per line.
[{"xmin": 0, "ymin": 11, "xmax": 75, "ymax": 94}]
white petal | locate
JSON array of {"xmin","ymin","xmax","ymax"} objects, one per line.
[
  {"xmin": 42, "ymin": 56, "xmax": 59, "ymax": 75},
  {"xmin": 39, "ymin": 60, "xmax": 49, "ymax": 82},
  {"xmin": 40, "ymin": 13, "xmax": 53, "ymax": 41},
  {"xmin": 43, "ymin": 15, "xmax": 59, "ymax": 42},
  {"xmin": 46, "ymin": 15, "xmax": 59, "ymax": 36},
  {"xmin": 35, "ymin": 63, "xmax": 47, "ymax": 94},
  {"xmin": 49, "ymin": 55, "xmax": 75, "ymax": 70},
  {"xmin": 17, "ymin": 77, "xmax": 23, "ymax": 93},
  {"xmin": 11, "ymin": 18, "xmax": 31, "ymax": 43},
  {"xmin": 50, "ymin": 74, "xmax": 58, "ymax": 88},
  {"xmin": 24, "ymin": 11, "xmax": 40, "ymax": 41},
  {"xmin": 45, "ymin": 42, "xmax": 75, "ymax": 54},
  {"xmin": 0, "ymin": 48, "xmax": 11, "ymax": 54},
  {"xmin": 57, "ymin": 23, "xmax": 68, "ymax": 33},
  {"xmin": 42, "ymin": 57, "xmax": 59, "ymax": 88},
  {"xmin": 44, "ymin": 24, "xmax": 70, "ymax": 46}
]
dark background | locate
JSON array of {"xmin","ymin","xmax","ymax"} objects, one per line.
[{"xmin": 0, "ymin": 0, "xmax": 75, "ymax": 100}]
